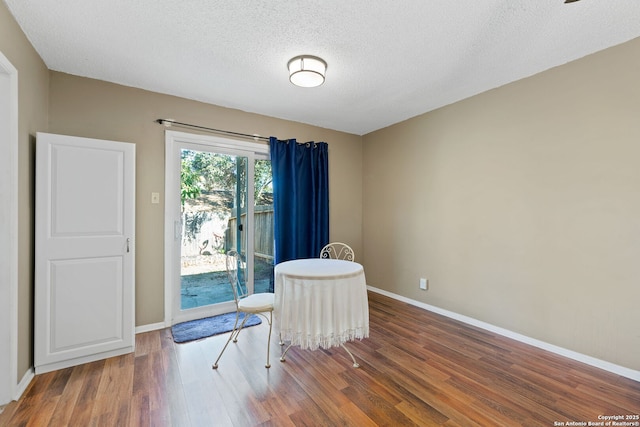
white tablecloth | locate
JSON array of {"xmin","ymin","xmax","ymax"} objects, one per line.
[{"xmin": 274, "ymin": 258, "xmax": 369, "ymax": 350}]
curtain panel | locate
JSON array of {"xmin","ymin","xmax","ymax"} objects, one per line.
[{"xmin": 269, "ymin": 137, "xmax": 329, "ymax": 268}]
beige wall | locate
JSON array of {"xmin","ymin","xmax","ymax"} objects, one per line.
[
  {"xmin": 363, "ymin": 37, "xmax": 640, "ymax": 371},
  {"xmin": 4, "ymin": 0, "xmax": 638, "ymax": 384},
  {"xmin": 1, "ymin": 3, "xmax": 49, "ymax": 383},
  {"xmin": 48, "ymin": 72, "xmax": 363, "ymax": 326}
]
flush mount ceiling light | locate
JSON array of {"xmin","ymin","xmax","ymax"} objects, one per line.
[{"xmin": 288, "ymin": 55, "xmax": 327, "ymax": 88}]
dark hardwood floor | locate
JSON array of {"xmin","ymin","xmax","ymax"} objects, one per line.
[{"xmin": 2, "ymin": 291, "xmax": 639, "ymax": 426}]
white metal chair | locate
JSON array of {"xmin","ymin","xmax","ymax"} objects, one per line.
[
  {"xmin": 319, "ymin": 242, "xmax": 355, "ymax": 261},
  {"xmin": 212, "ymin": 250, "xmax": 274, "ymax": 369}
]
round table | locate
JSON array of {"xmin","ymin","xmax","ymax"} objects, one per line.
[{"xmin": 274, "ymin": 258, "xmax": 369, "ymax": 361}]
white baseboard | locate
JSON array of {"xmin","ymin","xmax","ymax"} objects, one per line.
[
  {"xmin": 14, "ymin": 367, "xmax": 34, "ymax": 401},
  {"xmin": 135, "ymin": 321, "xmax": 167, "ymax": 334},
  {"xmin": 367, "ymin": 286, "xmax": 640, "ymax": 382}
]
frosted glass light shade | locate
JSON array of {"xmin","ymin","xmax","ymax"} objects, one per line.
[{"xmin": 288, "ymin": 56, "xmax": 327, "ymax": 88}]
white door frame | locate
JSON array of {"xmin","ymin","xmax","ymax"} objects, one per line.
[
  {"xmin": 164, "ymin": 130, "xmax": 269, "ymax": 326},
  {"xmin": 0, "ymin": 51, "xmax": 19, "ymax": 404}
]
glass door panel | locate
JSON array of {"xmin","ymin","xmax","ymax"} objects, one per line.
[
  {"xmin": 253, "ymin": 159, "xmax": 273, "ymax": 293},
  {"xmin": 180, "ymin": 149, "xmax": 248, "ymax": 310}
]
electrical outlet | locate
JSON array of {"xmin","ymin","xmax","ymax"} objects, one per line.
[
  {"xmin": 151, "ymin": 192, "xmax": 160, "ymax": 204},
  {"xmin": 419, "ymin": 278, "xmax": 428, "ymax": 290}
]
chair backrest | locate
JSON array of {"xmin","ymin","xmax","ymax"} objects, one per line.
[
  {"xmin": 226, "ymin": 250, "xmax": 248, "ymax": 303},
  {"xmin": 319, "ymin": 242, "xmax": 355, "ymax": 261}
]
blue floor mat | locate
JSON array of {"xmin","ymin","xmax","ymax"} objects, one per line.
[{"xmin": 171, "ymin": 312, "xmax": 261, "ymax": 343}]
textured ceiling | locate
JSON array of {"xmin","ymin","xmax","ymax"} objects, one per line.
[{"xmin": 5, "ymin": 0, "xmax": 640, "ymax": 135}]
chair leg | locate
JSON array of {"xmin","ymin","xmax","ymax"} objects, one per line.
[
  {"xmin": 212, "ymin": 311, "xmax": 241, "ymax": 369},
  {"xmin": 232, "ymin": 314, "xmax": 251, "ymax": 343},
  {"xmin": 265, "ymin": 311, "xmax": 273, "ymax": 368}
]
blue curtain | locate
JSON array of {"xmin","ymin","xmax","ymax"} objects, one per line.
[{"xmin": 269, "ymin": 137, "xmax": 329, "ymax": 267}]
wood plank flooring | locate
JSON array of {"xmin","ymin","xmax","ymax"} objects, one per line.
[{"xmin": 2, "ymin": 291, "xmax": 639, "ymax": 426}]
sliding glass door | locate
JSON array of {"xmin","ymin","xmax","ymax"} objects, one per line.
[{"xmin": 165, "ymin": 132, "xmax": 272, "ymax": 324}]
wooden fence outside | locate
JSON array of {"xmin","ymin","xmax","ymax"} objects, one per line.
[{"xmin": 226, "ymin": 204, "xmax": 274, "ymax": 260}]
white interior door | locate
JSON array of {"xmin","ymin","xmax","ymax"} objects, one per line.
[{"xmin": 35, "ymin": 133, "xmax": 135, "ymax": 374}]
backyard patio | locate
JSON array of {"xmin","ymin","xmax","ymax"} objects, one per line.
[{"xmin": 181, "ymin": 253, "xmax": 273, "ymax": 309}]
